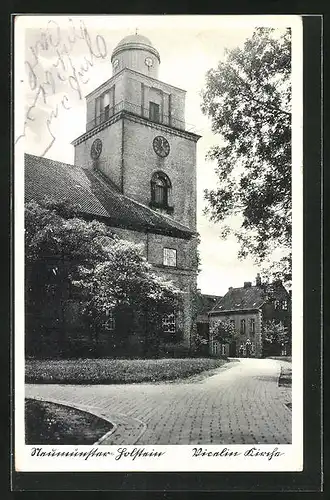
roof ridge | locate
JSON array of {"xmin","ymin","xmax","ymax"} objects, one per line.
[
  {"xmin": 25, "ymin": 153, "xmax": 78, "ymax": 171},
  {"xmin": 25, "ymin": 154, "xmax": 195, "ymax": 239}
]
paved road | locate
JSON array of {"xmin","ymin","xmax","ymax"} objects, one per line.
[{"xmin": 25, "ymin": 358, "xmax": 292, "ymax": 445}]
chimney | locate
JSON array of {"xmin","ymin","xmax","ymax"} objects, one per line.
[
  {"xmin": 228, "ymin": 287, "xmax": 233, "ymax": 291},
  {"xmin": 256, "ymin": 273, "xmax": 262, "ymax": 286},
  {"xmin": 244, "ymin": 282, "xmax": 252, "ymax": 288}
]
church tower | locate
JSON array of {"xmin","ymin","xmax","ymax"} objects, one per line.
[{"xmin": 72, "ymin": 33, "xmax": 200, "ymax": 231}]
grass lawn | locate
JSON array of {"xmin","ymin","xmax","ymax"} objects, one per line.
[
  {"xmin": 25, "ymin": 398, "xmax": 112, "ymax": 444},
  {"xmin": 25, "ymin": 357, "xmax": 229, "ymax": 384}
]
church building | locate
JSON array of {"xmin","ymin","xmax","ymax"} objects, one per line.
[{"xmin": 25, "ymin": 34, "xmax": 201, "ymax": 356}]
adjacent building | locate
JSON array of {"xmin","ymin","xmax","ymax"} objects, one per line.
[{"xmin": 209, "ymin": 274, "xmax": 291, "ymax": 358}]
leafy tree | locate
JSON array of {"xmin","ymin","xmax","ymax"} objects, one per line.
[
  {"xmin": 25, "ymin": 198, "xmax": 118, "ymax": 356},
  {"xmin": 210, "ymin": 318, "xmax": 239, "ymax": 345},
  {"xmin": 74, "ymin": 240, "xmax": 181, "ymax": 354},
  {"xmin": 201, "ymin": 27, "xmax": 292, "ymax": 282},
  {"xmin": 25, "ymin": 198, "xmax": 116, "ymax": 269},
  {"xmin": 25, "ymin": 198, "xmax": 181, "ymax": 357},
  {"xmin": 263, "ymin": 319, "xmax": 291, "ymax": 355}
]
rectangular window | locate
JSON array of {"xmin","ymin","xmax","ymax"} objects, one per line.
[
  {"xmin": 250, "ymin": 318, "xmax": 255, "ymax": 335},
  {"xmin": 95, "ymin": 90, "xmax": 113, "ymax": 125},
  {"xmin": 104, "ymin": 309, "xmax": 115, "ymax": 331},
  {"xmin": 221, "ymin": 345, "xmax": 226, "ymax": 356},
  {"xmin": 240, "ymin": 319, "xmax": 246, "ymax": 334},
  {"xmin": 163, "ymin": 248, "xmax": 177, "ymax": 267},
  {"xmin": 95, "ymin": 96, "xmax": 101, "ymax": 125},
  {"xmin": 103, "ymin": 91, "xmax": 110, "ymax": 107},
  {"xmin": 149, "ymin": 101, "xmax": 160, "ymax": 122},
  {"xmin": 274, "ymin": 300, "xmax": 280, "ymax": 309},
  {"xmin": 162, "ymin": 311, "xmax": 176, "ymax": 334},
  {"xmin": 282, "ymin": 300, "xmax": 288, "ymax": 310},
  {"xmin": 103, "ymin": 92, "xmax": 110, "ymax": 120}
]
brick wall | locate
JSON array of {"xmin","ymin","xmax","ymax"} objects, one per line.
[
  {"xmin": 123, "ymin": 117, "xmax": 197, "ymax": 230},
  {"xmin": 74, "ymin": 115, "xmax": 198, "ymax": 231},
  {"xmin": 74, "ymin": 119, "xmax": 123, "ymax": 190}
]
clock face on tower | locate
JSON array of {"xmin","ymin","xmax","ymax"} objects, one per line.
[
  {"xmin": 90, "ymin": 138, "xmax": 102, "ymax": 159},
  {"xmin": 145, "ymin": 57, "xmax": 153, "ymax": 67},
  {"xmin": 153, "ymin": 136, "xmax": 170, "ymax": 158}
]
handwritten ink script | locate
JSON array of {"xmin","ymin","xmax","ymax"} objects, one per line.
[
  {"xmin": 30, "ymin": 446, "xmax": 166, "ymax": 461},
  {"xmin": 192, "ymin": 447, "xmax": 284, "ymax": 461},
  {"xmin": 16, "ymin": 18, "xmax": 108, "ymax": 156}
]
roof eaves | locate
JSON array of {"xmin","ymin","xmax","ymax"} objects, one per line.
[
  {"xmin": 120, "ymin": 192, "xmax": 196, "ymax": 237},
  {"xmin": 209, "ymin": 306, "xmax": 262, "ymax": 315}
]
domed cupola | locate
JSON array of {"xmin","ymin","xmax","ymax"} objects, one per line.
[{"xmin": 111, "ymin": 33, "xmax": 160, "ymax": 78}]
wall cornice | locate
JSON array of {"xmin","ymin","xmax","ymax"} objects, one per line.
[{"xmin": 72, "ymin": 110, "xmax": 201, "ymax": 146}]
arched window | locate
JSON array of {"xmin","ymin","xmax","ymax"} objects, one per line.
[
  {"xmin": 154, "ymin": 175, "xmax": 167, "ymax": 205},
  {"xmin": 150, "ymin": 171, "xmax": 173, "ymax": 211}
]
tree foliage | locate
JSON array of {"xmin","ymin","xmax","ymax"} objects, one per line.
[
  {"xmin": 25, "ymin": 199, "xmax": 181, "ymax": 356},
  {"xmin": 201, "ymin": 27, "xmax": 292, "ymax": 281},
  {"xmin": 25, "ymin": 198, "xmax": 116, "ymax": 270},
  {"xmin": 210, "ymin": 318, "xmax": 239, "ymax": 344},
  {"xmin": 74, "ymin": 239, "xmax": 181, "ymax": 329},
  {"xmin": 263, "ymin": 319, "xmax": 290, "ymax": 345}
]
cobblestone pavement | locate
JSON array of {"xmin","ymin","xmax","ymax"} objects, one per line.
[{"xmin": 25, "ymin": 358, "xmax": 292, "ymax": 445}]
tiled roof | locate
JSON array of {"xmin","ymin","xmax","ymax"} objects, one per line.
[
  {"xmin": 196, "ymin": 294, "xmax": 222, "ymax": 316},
  {"xmin": 211, "ymin": 283, "xmax": 289, "ymax": 313},
  {"xmin": 25, "ymin": 154, "xmax": 195, "ymax": 239},
  {"xmin": 211, "ymin": 286, "xmax": 266, "ymax": 313}
]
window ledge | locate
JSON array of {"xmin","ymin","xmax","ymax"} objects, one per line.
[{"xmin": 149, "ymin": 201, "xmax": 174, "ymax": 214}]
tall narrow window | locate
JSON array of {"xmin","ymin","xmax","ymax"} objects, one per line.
[
  {"xmin": 95, "ymin": 89, "xmax": 113, "ymax": 126},
  {"xmin": 163, "ymin": 248, "xmax": 177, "ymax": 267},
  {"xmin": 212, "ymin": 341, "xmax": 219, "ymax": 355},
  {"xmin": 162, "ymin": 311, "xmax": 176, "ymax": 334},
  {"xmin": 154, "ymin": 176, "xmax": 167, "ymax": 205},
  {"xmin": 104, "ymin": 92, "xmax": 110, "ymax": 120},
  {"xmin": 240, "ymin": 319, "xmax": 246, "ymax": 335},
  {"xmin": 150, "ymin": 171, "xmax": 172, "ymax": 211},
  {"xmin": 104, "ymin": 308, "xmax": 115, "ymax": 331},
  {"xmin": 250, "ymin": 318, "xmax": 255, "ymax": 336},
  {"xmin": 95, "ymin": 96, "xmax": 101, "ymax": 125},
  {"xmin": 149, "ymin": 101, "xmax": 160, "ymax": 122}
]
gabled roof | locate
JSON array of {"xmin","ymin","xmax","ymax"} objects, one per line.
[
  {"xmin": 210, "ymin": 282, "xmax": 289, "ymax": 314},
  {"xmin": 24, "ymin": 154, "xmax": 195, "ymax": 239},
  {"xmin": 211, "ymin": 286, "xmax": 266, "ymax": 313}
]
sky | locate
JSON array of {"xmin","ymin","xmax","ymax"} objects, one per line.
[{"xmin": 15, "ymin": 14, "xmax": 297, "ymax": 296}]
